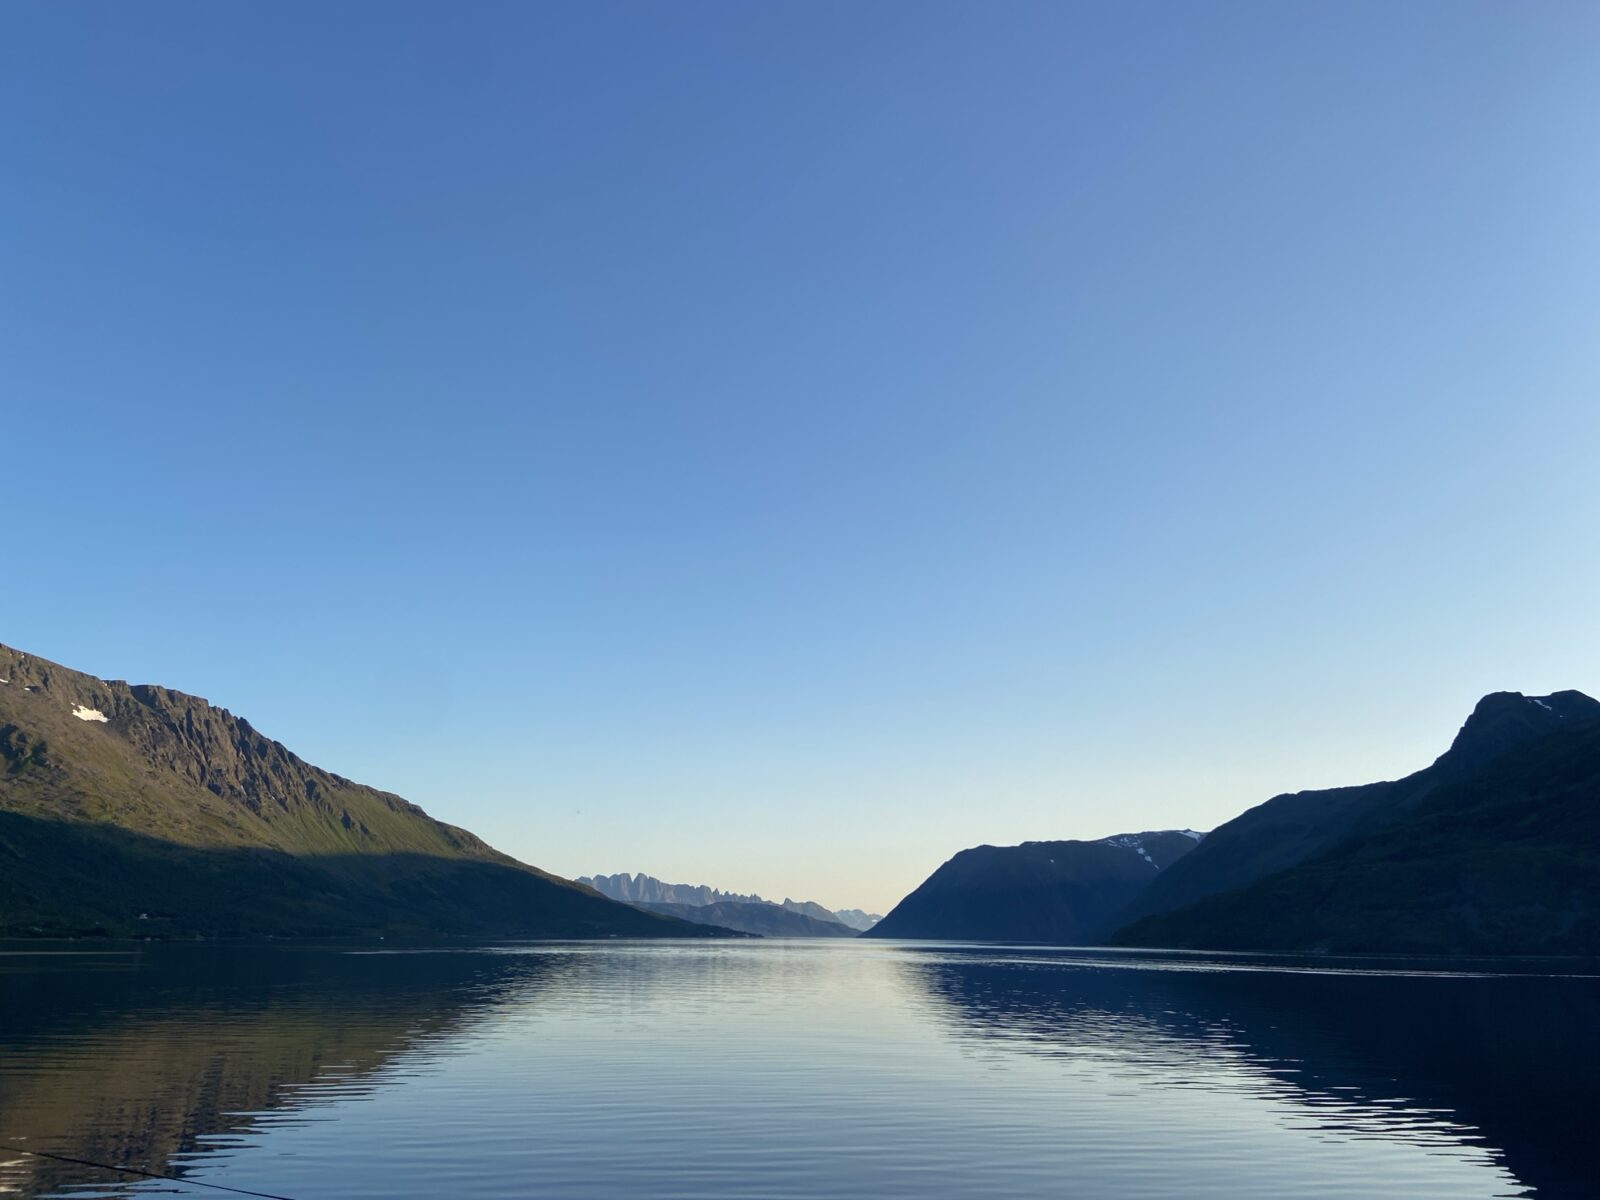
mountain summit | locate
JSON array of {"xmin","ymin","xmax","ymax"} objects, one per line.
[{"xmin": 1433, "ymin": 690, "xmax": 1600, "ymax": 772}]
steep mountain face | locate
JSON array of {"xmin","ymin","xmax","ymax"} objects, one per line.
[
  {"xmin": 638, "ymin": 900, "xmax": 858, "ymax": 938},
  {"xmin": 1114, "ymin": 710, "xmax": 1600, "ymax": 954},
  {"xmin": 1118, "ymin": 691, "xmax": 1600, "ymax": 932},
  {"xmin": 864, "ymin": 830, "xmax": 1203, "ymax": 944},
  {"xmin": 581, "ymin": 871, "xmax": 870, "ymax": 935},
  {"xmin": 578, "ymin": 873, "xmax": 763, "ymax": 907},
  {"xmin": 0, "ymin": 642, "xmax": 707, "ymax": 939}
]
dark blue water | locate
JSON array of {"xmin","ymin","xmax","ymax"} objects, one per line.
[{"xmin": 1, "ymin": 940, "xmax": 1595, "ymax": 1198}]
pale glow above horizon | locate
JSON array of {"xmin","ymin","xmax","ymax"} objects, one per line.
[{"xmin": 5, "ymin": 2, "xmax": 1597, "ymax": 916}]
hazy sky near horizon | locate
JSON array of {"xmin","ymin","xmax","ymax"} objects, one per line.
[{"xmin": 4, "ymin": 2, "xmax": 1598, "ymax": 913}]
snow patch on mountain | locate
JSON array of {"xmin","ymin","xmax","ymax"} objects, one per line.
[{"xmin": 1099, "ymin": 829, "xmax": 1205, "ymax": 867}]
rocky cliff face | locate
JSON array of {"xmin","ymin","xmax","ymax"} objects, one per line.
[
  {"xmin": 0, "ymin": 641, "xmax": 707, "ymax": 939},
  {"xmin": 0, "ymin": 642, "xmax": 493, "ymax": 859}
]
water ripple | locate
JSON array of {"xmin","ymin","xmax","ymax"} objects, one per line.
[{"xmin": 1, "ymin": 940, "xmax": 1593, "ymax": 1199}]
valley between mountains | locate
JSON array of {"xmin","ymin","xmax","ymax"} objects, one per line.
[{"xmin": 2, "ymin": 640, "xmax": 1595, "ymax": 954}]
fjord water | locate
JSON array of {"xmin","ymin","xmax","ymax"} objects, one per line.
[{"xmin": 1, "ymin": 942, "xmax": 1595, "ymax": 1199}]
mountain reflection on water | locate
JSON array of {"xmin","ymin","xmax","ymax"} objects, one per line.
[
  {"xmin": 0, "ymin": 944, "xmax": 560, "ymax": 1198},
  {"xmin": 0, "ymin": 941, "xmax": 1595, "ymax": 1199},
  {"xmin": 901, "ymin": 947, "xmax": 1600, "ymax": 1199}
]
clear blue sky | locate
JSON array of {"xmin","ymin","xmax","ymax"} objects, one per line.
[{"xmin": 4, "ymin": 2, "xmax": 1597, "ymax": 913}]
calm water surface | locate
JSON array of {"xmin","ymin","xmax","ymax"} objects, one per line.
[{"xmin": 0, "ymin": 940, "xmax": 1595, "ymax": 1199}]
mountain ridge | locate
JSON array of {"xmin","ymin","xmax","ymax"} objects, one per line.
[
  {"xmin": 863, "ymin": 829, "xmax": 1203, "ymax": 943},
  {"xmin": 581, "ymin": 870, "xmax": 881, "ymax": 933},
  {"xmin": 1116, "ymin": 690, "xmax": 1600, "ymax": 931},
  {"xmin": 0, "ymin": 641, "xmax": 711, "ymax": 940},
  {"xmin": 1111, "ymin": 692, "xmax": 1600, "ymax": 954},
  {"xmin": 579, "ymin": 872, "xmax": 766, "ymax": 908}
]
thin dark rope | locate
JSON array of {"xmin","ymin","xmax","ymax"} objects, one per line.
[{"xmin": 3, "ymin": 1143, "xmax": 301, "ymax": 1200}]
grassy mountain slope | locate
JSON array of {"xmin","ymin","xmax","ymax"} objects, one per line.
[
  {"xmin": 0, "ymin": 642, "xmax": 705, "ymax": 939},
  {"xmin": 1113, "ymin": 720, "xmax": 1600, "ymax": 954},
  {"xmin": 864, "ymin": 830, "xmax": 1201, "ymax": 943}
]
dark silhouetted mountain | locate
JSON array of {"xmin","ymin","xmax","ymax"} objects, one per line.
[
  {"xmin": 1115, "ymin": 691, "xmax": 1600, "ymax": 938},
  {"xmin": 638, "ymin": 900, "xmax": 858, "ymax": 937},
  {"xmin": 1114, "ymin": 700, "xmax": 1600, "ymax": 954},
  {"xmin": 863, "ymin": 830, "xmax": 1203, "ymax": 943},
  {"xmin": 0, "ymin": 642, "xmax": 710, "ymax": 940}
]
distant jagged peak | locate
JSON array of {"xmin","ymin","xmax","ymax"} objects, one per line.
[
  {"xmin": 578, "ymin": 871, "xmax": 765, "ymax": 908},
  {"xmin": 779, "ymin": 897, "xmax": 857, "ymax": 927},
  {"xmin": 831, "ymin": 908, "xmax": 884, "ymax": 932},
  {"xmin": 581, "ymin": 872, "xmax": 874, "ymax": 929}
]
